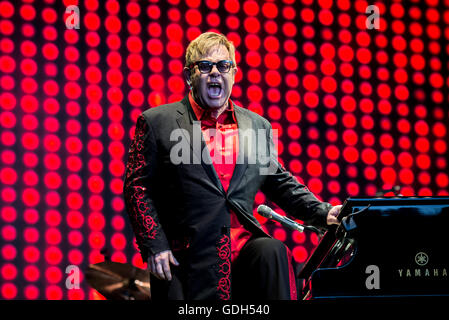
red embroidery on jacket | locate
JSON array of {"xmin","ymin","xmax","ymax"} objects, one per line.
[
  {"xmin": 217, "ymin": 234, "xmax": 231, "ymax": 300},
  {"xmin": 124, "ymin": 116, "xmax": 158, "ymax": 243}
]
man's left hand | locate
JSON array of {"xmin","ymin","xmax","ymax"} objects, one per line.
[{"xmin": 327, "ymin": 205, "xmax": 342, "ymax": 225}]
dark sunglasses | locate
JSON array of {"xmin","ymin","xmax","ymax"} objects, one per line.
[{"xmin": 189, "ymin": 60, "xmax": 234, "ymax": 74}]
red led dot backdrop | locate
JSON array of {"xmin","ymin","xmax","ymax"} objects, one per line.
[{"xmin": 1, "ymin": 0, "xmax": 449, "ymax": 299}]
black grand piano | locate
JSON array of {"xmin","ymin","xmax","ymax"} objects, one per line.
[{"xmin": 298, "ymin": 197, "xmax": 449, "ymax": 300}]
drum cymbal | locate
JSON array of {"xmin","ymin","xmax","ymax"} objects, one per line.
[{"xmin": 85, "ymin": 261, "xmax": 150, "ymax": 300}]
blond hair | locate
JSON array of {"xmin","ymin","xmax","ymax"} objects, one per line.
[{"xmin": 185, "ymin": 32, "xmax": 236, "ymax": 68}]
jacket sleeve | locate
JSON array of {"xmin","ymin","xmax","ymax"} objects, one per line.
[
  {"xmin": 259, "ymin": 122, "xmax": 332, "ymax": 229},
  {"xmin": 123, "ymin": 114, "xmax": 170, "ymax": 262}
]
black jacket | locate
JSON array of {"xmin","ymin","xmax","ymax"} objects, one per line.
[{"xmin": 123, "ymin": 96, "xmax": 332, "ymax": 300}]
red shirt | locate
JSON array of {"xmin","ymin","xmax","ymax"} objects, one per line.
[{"xmin": 189, "ymin": 92, "xmax": 252, "ymax": 262}]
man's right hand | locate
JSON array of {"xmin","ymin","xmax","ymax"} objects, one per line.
[{"xmin": 148, "ymin": 250, "xmax": 179, "ymax": 281}]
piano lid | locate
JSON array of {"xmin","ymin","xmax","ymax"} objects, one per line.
[{"xmin": 299, "ymin": 196, "xmax": 449, "ymax": 299}]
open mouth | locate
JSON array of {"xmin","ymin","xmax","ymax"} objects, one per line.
[{"xmin": 207, "ymin": 82, "xmax": 222, "ymax": 98}]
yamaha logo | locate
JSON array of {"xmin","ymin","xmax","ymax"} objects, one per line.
[
  {"xmin": 415, "ymin": 252, "xmax": 429, "ymax": 266},
  {"xmin": 397, "ymin": 251, "xmax": 447, "ymax": 278}
]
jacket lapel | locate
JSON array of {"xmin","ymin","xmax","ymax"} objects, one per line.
[{"xmin": 227, "ymin": 105, "xmax": 250, "ymax": 196}]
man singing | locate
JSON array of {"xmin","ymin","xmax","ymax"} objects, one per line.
[{"xmin": 124, "ymin": 32, "xmax": 341, "ymax": 300}]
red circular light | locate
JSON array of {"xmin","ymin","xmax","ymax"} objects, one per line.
[
  {"xmin": 108, "ymin": 141, "xmax": 125, "ymax": 158},
  {"xmin": 1, "ymin": 283, "xmax": 17, "ymax": 299},
  {"xmin": 24, "ymin": 284, "xmax": 39, "ymax": 299},
  {"xmin": 320, "ymin": 43, "xmax": 335, "ymax": 60},
  {"xmin": 302, "ymin": 92, "xmax": 317, "ymax": 108},
  {"xmin": 292, "ymin": 246, "xmax": 308, "ymax": 263},
  {"xmin": 338, "ymin": 45, "xmax": 354, "ymax": 62},
  {"xmin": 245, "ymin": 51, "xmax": 261, "ymax": 67},
  {"xmin": 167, "ymin": 76, "xmax": 184, "ymax": 93},
  {"xmin": 308, "ymin": 178, "xmax": 323, "ymax": 194},
  {"xmin": 344, "ymin": 182, "xmax": 358, "ymax": 197},
  {"xmin": 289, "ymin": 160, "xmax": 302, "ymax": 174},
  {"xmin": 286, "ymin": 126, "xmax": 300, "ymax": 140},
  {"xmin": 111, "ymin": 196, "xmax": 125, "ymax": 212},
  {"xmin": 88, "ymin": 212, "xmax": 105, "ymax": 231},
  {"xmin": 127, "ymin": 89, "xmax": 144, "ymax": 107},
  {"xmin": 363, "ymin": 166, "xmax": 377, "ymax": 181},
  {"xmin": 285, "ymin": 74, "xmax": 298, "ymax": 88},
  {"xmin": 399, "ymin": 169, "xmax": 414, "ymax": 185},
  {"xmin": 264, "ymin": 53, "xmax": 280, "ymax": 69},
  {"xmin": 22, "ymin": 188, "xmax": 40, "ymax": 206},
  {"xmin": 285, "ymin": 106, "xmax": 301, "ymax": 123},
  {"xmin": 44, "ymin": 210, "xmax": 61, "ymax": 227},
  {"xmin": 415, "ymin": 120, "xmax": 429, "ymax": 136},
  {"xmin": 272, "ymin": 228, "xmax": 286, "ymax": 242},
  {"xmin": 89, "ymin": 231, "xmax": 106, "ymax": 249},
  {"xmin": 23, "ymin": 227, "xmax": 39, "ymax": 243},
  {"xmin": 287, "ymin": 142, "xmax": 301, "ymax": 157},
  {"xmin": 45, "ymin": 246, "xmax": 63, "ymax": 265},
  {"xmin": 126, "ymin": 1, "xmax": 140, "ymax": 16},
  {"xmin": 87, "ymin": 139, "xmax": 103, "ymax": 156},
  {"xmin": 46, "ymin": 285, "xmax": 63, "ymax": 300},
  {"xmin": 45, "ymin": 228, "xmax": 62, "ymax": 245},
  {"xmin": 267, "ymin": 106, "xmax": 281, "ymax": 120},
  {"xmin": 243, "ymin": 0, "xmax": 259, "ymax": 16},
  {"xmin": 68, "ymin": 231, "xmax": 83, "ymax": 247},
  {"xmin": 397, "ymin": 152, "xmax": 413, "ymax": 168},
  {"xmin": 341, "ymin": 96, "xmax": 356, "ymax": 112},
  {"xmin": 0, "ymin": 167, "xmax": 16, "ymax": 185},
  {"xmin": 302, "ymin": 75, "xmax": 319, "ymax": 92},
  {"xmin": 283, "ymin": 21, "xmax": 297, "ymax": 37},
  {"xmin": 0, "ymin": 1, "xmax": 14, "ymax": 18},
  {"xmin": 416, "ymin": 154, "xmax": 431, "ymax": 170},
  {"xmin": 420, "ymin": 136, "xmax": 436, "ymax": 156},
  {"xmin": 23, "ymin": 245, "xmax": 39, "ymax": 263},
  {"xmin": 321, "ymin": 77, "xmax": 337, "ymax": 93},
  {"xmin": 147, "ymin": 4, "xmax": 161, "ymax": 19},
  {"xmin": 327, "ymin": 180, "xmax": 340, "ymax": 194},
  {"xmin": 167, "ymin": 41, "xmax": 183, "ymax": 58},
  {"xmin": 2, "ymin": 244, "xmax": 16, "ymax": 260},
  {"xmin": 436, "ymin": 173, "xmax": 449, "ymax": 188},
  {"xmin": 381, "ymin": 168, "xmax": 397, "ymax": 185},
  {"xmin": 45, "ymin": 266, "xmax": 62, "ymax": 283},
  {"xmin": 24, "ymin": 265, "xmax": 40, "ymax": 282},
  {"xmin": 20, "ymin": 4, "xmax": 36, "ymax": 20},
  {"xmin": 380, "ymin": 150, "xmax": 395, "ymax": 166},
  {"xmin": 126, "ymin": 54, "xmax": 143, "ymax": 71},
  {"xmin": 224, "ymin": 16, "xmax": 239, "ymax": 31},
  {"xmin": 342, "ymin": 129, "xmax": 358, "ymax": 146},
  {"xmin": 23, "ymin": 208, "xmax": 39, "ymax": 224},
  {"xmin": 67, "ymin": 211, "xmax": 84, "ymax": 229},
  {"xmin": 284, "ymin": 56, "xmax": 298, "ymax": 71},
  {"xmin": 111, "ymin": 215, "xmax": 125, "ymax": 231},
  {"xmin": 84, "ymin": 12, "xmax": 100, "ymax": 30},
  {"xmin": 1, "ymin": 263, "xmax": 17, "ymax": 280},
  {"xmin": 224, "ymin": 0, "xmax": 240, "ymax": 13},
  {"xmin": 434, "ymin": 139, "xmax": 447, "ymax": 154},
  {"xmin": 68, "ymin": 249, "xmax": 84, "ymax": 265},
  {"xmin": 185, "ymin": 9, "xmax": 202, "ymax": 26},
  {"xmin": 265, "ymin": 70, "xmax": 282, "ymax": 87},
  {"xmin": 323, "ymin": 144, "xmax": 339, "ymax": 161},
  {"xmin": 306, "ymin": 160, "xmax": 322, "ymax": 177},
  {"xmin": 342, "ymin": 147, "xmax": 359, "ymax": 163},
  {"xmin": 246, "ymin": 85, "xmax": 263, "ymax": 102},
  {"xmin": 410, "ymin": 54, "xmax": 425, "ymax": 70},
  {"xmin": 303, "ymin": 59, "xmax": 315, "ymax": 72},
  {"xmin": 111, "ymin": 233, "xmax": 126, "ymax": 250}
]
